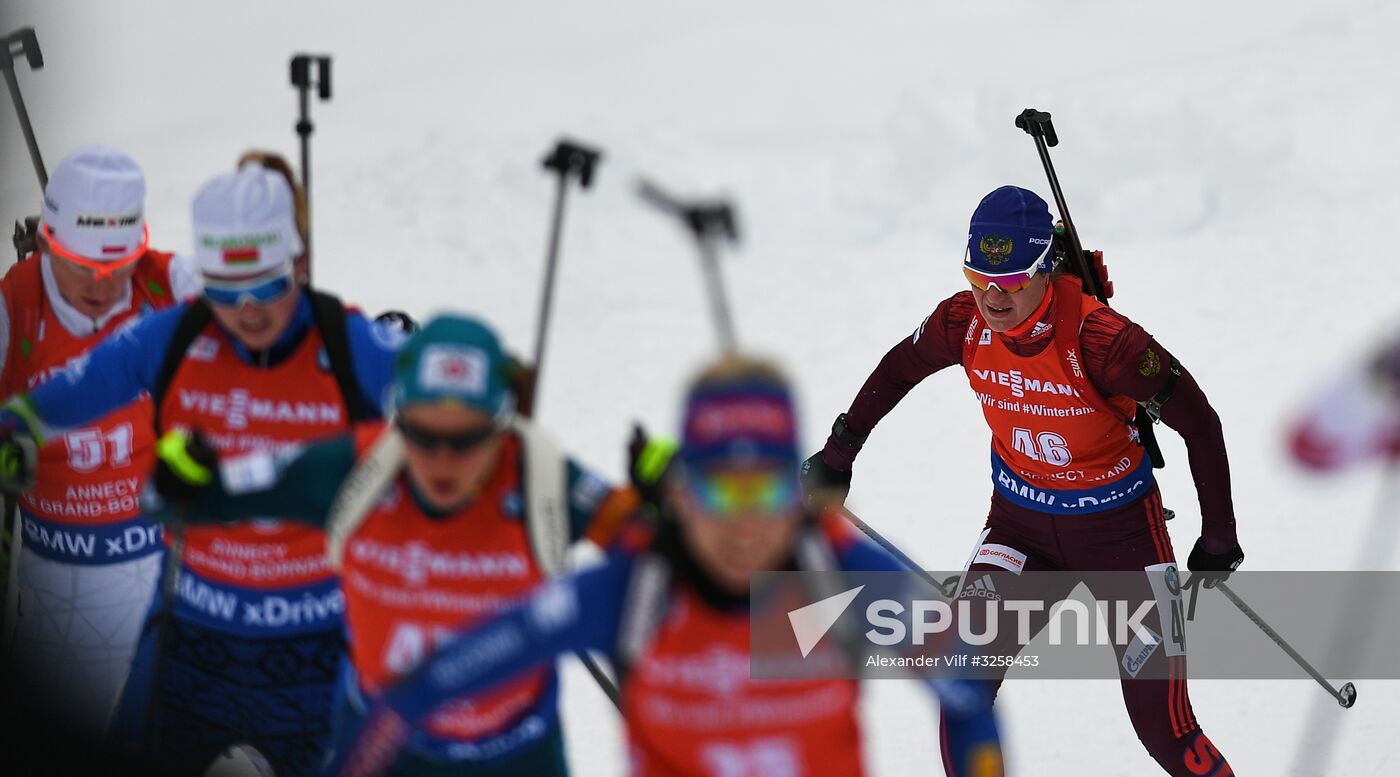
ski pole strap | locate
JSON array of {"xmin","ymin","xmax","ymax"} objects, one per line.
[{"xmin": 1142, "ymin": 356, "xmax": 1182, "ymax": 422}]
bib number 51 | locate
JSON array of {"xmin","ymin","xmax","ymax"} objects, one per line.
[{"xmin": 65, "ymin": 424, "xmax": 134, "ymax": 472}]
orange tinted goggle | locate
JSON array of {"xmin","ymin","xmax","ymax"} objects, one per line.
[
  {"xmin": 962, "ymin": 265, "xmax": 1041, "ymax": 294},
  {"xmin": 42, "ymin": 223, "xmax": 149, "ymax": 280}
]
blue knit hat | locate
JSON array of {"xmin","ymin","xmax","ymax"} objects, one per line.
[
  {"xmin": 964, "ymin": 186, "xmax": 1055, "ymax": 275},
  {"xmin": 392, "ymin": 314, "xmax": 512, "ymax": 417},
  {"xmin": 680, "ymin": 379, "xmax": 799, "ymax": 470}
]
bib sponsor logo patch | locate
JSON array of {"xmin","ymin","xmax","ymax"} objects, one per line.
[
  {"xmin": 974, "ymin": 542, "xmax": 1027, "ymax": 574},
  {"xmin": 1121, "ymin": 625, "xmax": 1162, "ymax": 678}
]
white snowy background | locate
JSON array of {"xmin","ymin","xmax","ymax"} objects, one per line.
[{"xmin": 3, "ymin": 1, "xmax": 1398, "ymax": 774}]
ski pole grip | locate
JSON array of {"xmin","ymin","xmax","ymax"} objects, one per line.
[
  {"xmin": 316, "ymin": 56, "xmax": 332, "ymax": 100},
  {"xmin": 686, "ymin": 203, "xmax": 739, "ymax": 244},
  {"xmin": 542, "ymin": 139, "xmax": 603, "ymax": 188},
  {"xmin": 290, "ymin": 55, "xmax": 310, "ymax": 89},
  {"xmin": 1015, "ymin": 108, "xmax": 1058, "ymax": 147},
  {"xmin": 11, "ymin": 28, "xmax": 43, "ymax": 69},
  {"xmin": 290, "ymin": 55, "xmax": 332, "ymax": 99}
]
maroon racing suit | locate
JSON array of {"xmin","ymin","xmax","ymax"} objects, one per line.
[{"xmin": 823, "ymin": 283, "xmax": 1238, "ymax": 776}]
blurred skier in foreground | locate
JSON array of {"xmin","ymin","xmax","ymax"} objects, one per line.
[
  {"xmin": 149, "ymin": 313, "xmax": 639, "ymax": 776},
  {"xmin": 1, "ymin": 163, "xmax": 403, "ymax": 775},
  {"xmin": 802, "ymin": 186, "xmax": 1239, "ymax": 776},
  {"xmin": 1289, "ymin": 331, "xmax": 1400, "ymax": 470},
  {"xmin": 316, "ymin": 354, "xmax": 1005, "ymax": 777},
  {"xmin": 0, "ymin": 145, "xmax": 198, "ymax": 739}
]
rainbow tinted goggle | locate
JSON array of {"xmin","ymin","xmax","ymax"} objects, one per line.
[
  {"xmin": 203, "ymin": 264, "xmax": 296, "ymax": 307},
  {"xmin": 684, "ymin": 466, "xmax": 800, "ymax": 518},
  {"xmin": 962, "ymin": 238, "xmax": 1054, "ymax": 293},
  {"xmin": 962, "ymin": 261, "xmax": 1047, "ymax": 294},
  {"xmin": 42, "ymin": 222, "xmax": 149, "ymax": 280}
]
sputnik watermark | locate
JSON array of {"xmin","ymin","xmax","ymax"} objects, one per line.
[
  {"xmin": 790, "ymin": 585, "xmax": 1159, "ymax": 651},
  {"xmin": 755, "ymin": 570, "xmax": 1400, "ymax": 681}
]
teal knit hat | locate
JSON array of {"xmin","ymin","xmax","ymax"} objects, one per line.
[{"xmin": 392, "ymin": 314, "xmax": 513, "ymax": 416}]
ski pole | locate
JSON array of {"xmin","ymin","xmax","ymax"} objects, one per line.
[
  {"xmin": 290, "ymin": 54, "xmax": 331, "ymax": 283},
  {"xmin": 526, "ymin": 139, "xmax": 619, "ymax": 708},
  {"xmin": 635, "ymin": 179, "xmax": 954, "ymax": 598},
  {"xmin": 636, "ymin": 179, "xmax": 741, "ymax": 354},
  {"xmin": 3, "ymin": 28, "xmax": 44, "ymax": 263},
  {"xmin": 840, "ymin": 508, "xmax": 960, "ymax": 598},
  {"xmin": 143, "ymin": 513, "xmax": 187, "ymax": 758},
  {"xmin": 1015, "ymin": 107, "xmax": 1167, "ymax": 469},
  {"xmin": 531, "ymin": 139, "xmax": 602, "ymax": 413},
  {"xmin": 3, "ymin": 27, "xmax": 46, "ymax": 188},
  {"xmin": 1196, "ymin": 576, "xmax": 1358, "ymax": 708}
]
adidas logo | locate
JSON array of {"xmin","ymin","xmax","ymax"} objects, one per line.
[{"xmin": 960, "ymin": 574, "xmax": 1002, "ymax": 600}]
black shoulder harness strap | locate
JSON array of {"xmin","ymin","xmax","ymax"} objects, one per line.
[
  {"xmin": 308, "ymin": 290, "xmax": 373, "ymax": 423},
  {"xmin": 151, "ymin": 299, "xmax": 214, "ymax": 433},
  {"xmin": 151, "ymin": 291, "xmax": 372, "ymax": 433},
  {"xmin": 1142, "ymin": 355, "xmax": 1183, "ymax": 423}
]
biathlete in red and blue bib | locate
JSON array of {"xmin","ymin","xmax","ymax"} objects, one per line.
[
  {"xmin": 803, "ymin": 186, "xmax": 1244, "ymax": 776},
  {"xmin": 0, "ymin": 146, "xmax": 199, "ymax": 741},
  {"xmin": 2, "ymin": 163, "xmax": 403, "ymax": 775},
  {"xmin": 147, "ymin": 313, "xmax": 639, "ymax": 776},
  {"xmin": 316, "ymin": 355, "xmax": 1005, "ymax": 777}
]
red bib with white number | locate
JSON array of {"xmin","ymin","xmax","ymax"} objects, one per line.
[
  {"xmin": 623, "ymin": 588, "xmax": 864, "ymax": 777},
  {"xmin": 158, "ymin": 318, "xmax": 348, "ymax": 589},
  {"xmin": 962, "ymin": 278, "xmax": 1144, "ymax": 494},
  {"xmin": 2, "ymin": 254, "xmax": 175, "ymax": 529},
  {"xmin": 342, "ymin": 427, "xmax": 550, "ymax": 743}
]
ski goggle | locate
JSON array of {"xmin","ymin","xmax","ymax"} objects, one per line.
[
  {"xmin": 41, "ymin": 223, "xmax": 149, "ymax": 281},
  {"xmin": 203, "ymin": 265, "xmax": 296, "ymax": 307},
  {"xmin": 962, "ymin": 264, "xmax": 1044, "ymax": 294},
  {"xmin": 396, "ymin": 417, "xmax": 502, "ymax": 453},
  {"xmin": 685, "ymin": 466, "xmax": 800, "ymax": 519}
]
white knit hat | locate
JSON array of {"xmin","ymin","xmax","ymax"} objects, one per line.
[
  {"xmin": 41, "ymin": 145, "xmax": 147, "ymax": 261},
  {"xmin": 191, "ymin": 166, "xmax": 303, "ymax": 278}
]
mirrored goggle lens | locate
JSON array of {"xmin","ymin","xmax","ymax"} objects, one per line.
[
  {"xmin": 963, "ymin": 266, "xmax": 1038, "ymax": 294},
  {"xmin": 396, "ymin": 419, "xmax": 499, "ymax": 453},
  {"xmin": 203, "ymin": 274, "xmax": 294, "ymax": 306},
  {"xmin": 688, "ymin": 468, "xmax": 799, "ymax": 518}
]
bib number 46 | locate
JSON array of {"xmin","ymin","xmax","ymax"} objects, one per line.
[{"xmin": 1011, "ymin": 427, "xmax": 1072, "ymax": 467}]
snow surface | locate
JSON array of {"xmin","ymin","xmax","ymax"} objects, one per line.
[{"xmin": 3, "ymin": 1, "xmax": 1398, "ymax": 774}]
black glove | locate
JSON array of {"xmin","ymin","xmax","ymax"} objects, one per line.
[
  {"xmin": 1187, "ymin": 537, "xmax": 1243, "ymax": 587},
  {"xmin": 800, "ymin": 451, "xmax": 852, "ymax": 510},
  {"xmin": 153, "ymin": 429, "xmax": 220, "ymax": 507},
  {"xmin": 0, "ymin": 431, "xmax": 37, "ymax": 496},
  {"xmin": 628, "ymin": 424, "xmax": 677, "ymax": 518}
]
